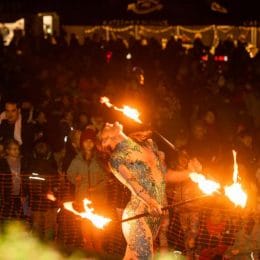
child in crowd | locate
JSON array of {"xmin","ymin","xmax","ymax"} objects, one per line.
[{"xmin": 0, "ymin": 139, "xmax": 27, "ymax": 220}]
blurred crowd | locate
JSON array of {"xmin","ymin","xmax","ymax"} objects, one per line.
[{"xmin": 0, "ymin": 30, "xmax": 260, "ymax": 258}]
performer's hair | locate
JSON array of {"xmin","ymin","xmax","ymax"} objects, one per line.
[{"xmin": 128, "ymin": 130, "xmax": 152, "ymax": 144}]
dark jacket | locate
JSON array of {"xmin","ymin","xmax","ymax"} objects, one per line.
[
  {"xmin": 0, "ymin": 119, "xmax": 34, "ymax": 155},
  {"xmin": 32, "ymin": 122, "xmax": 51, "ymax": 144},
  {"xmin": 26, "ymin": 153, "xmax": 59, "ymax": 211}
]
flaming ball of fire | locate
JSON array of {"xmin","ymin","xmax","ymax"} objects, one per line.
[
  {"xmin": 189, "ymin": 150, "xmax": 248, "ymax": 208},
  {"xmin": 189, "ymin": 151, "xmax": 248, "ymax": 208},
  {"xmin": 100, "ymin": 96, "xmax": 142, "ymax": 124},
  {"xmin": 120, "ymin": 105, "xmax": 142, "ymax": 124},
  {"xmin": 224, "ymin": 182, "xmax": 247, "ymax": 208},
  {"xmin": 63, "ymin": 199, "xmax": 111, "ymax": 229},
  {"xmin": 100, "ymin": 96, "xmax": 113, "ymax": 108},
  {"xmin": 189, "ymin": 172, "xmax": 220, "ymax": 195},
  {"xmin": 224, "ymin": 150, "xmax": 247, "ymax": 208}
]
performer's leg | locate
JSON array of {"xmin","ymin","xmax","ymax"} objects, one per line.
[
  {"xmin": 158, "ymin": 213, "xmax": 169, "ymax": 251},
  {"xmin": 122, "ymin": 218, "xmax": 153, "ymax": 260}
]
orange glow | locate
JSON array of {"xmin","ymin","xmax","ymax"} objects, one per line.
[
  {"xmin": 100, "ymin": 96, "xmax": 142, "ymax": 124},
  {"xmin": 189, "ymin": 172, "xmax": 220, "ymax": 195},
  {"xmin": 224, "ymin": 150, "xmax": 247, "ymax": 208},
  {"xmin": 116, "ymin": 105, "xmax": 142, "ymax": 124},
  {"xmin": 100, "ymin": 96, "xmax": 113, "ymax": 108},
  {"xmin": 63, "ymin": 199, "xmax": 111, "ymax": 229},
  {"xmin": 224, "ymin": 182, "xmax": 247, "ymax": 208},
  {"xmin": 46, "ymin": 192, "xmax": 56, "ymax": 201},
  {"xmin": 232, "ymin": 150, "xmax": 238, "ymax": 183}
]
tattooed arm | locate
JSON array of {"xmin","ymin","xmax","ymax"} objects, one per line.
[{"xmin": 110, "ymin": 163, "xmax": 162, "ymax": 216}]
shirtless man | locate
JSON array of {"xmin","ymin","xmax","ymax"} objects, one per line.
[{"xmin": 100, "ymin": 122, "xmax": 200, "ymax": 259}]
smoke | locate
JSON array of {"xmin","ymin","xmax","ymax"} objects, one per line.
[{"xmin": 0, "ymin": 222, "xmax": 83, "ymax": 260}]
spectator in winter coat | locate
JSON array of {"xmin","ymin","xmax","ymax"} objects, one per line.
[{"xmin": 67, "ymin": 128, "xmax": 108, "ymax": 252}]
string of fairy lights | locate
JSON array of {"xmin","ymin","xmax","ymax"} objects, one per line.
[
  {"xmin": 81, "ymin": 25, "xmax": 258, "ymax": 50},
  {"xmin": 80, "ymin": 25, "xmax": 260, "ymax": 57},
  {"xmin": 83, "ymin": 25, "xmax": 255, "ymax": 35}
]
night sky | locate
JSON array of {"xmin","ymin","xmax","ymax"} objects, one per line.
[{"xmin": 0, "ymin": 0, "xmax": 259, "ymax": 25}]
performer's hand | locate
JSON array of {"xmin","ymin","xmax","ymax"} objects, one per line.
[{"xmin": 147, "ymin": 199, "xmax": 162, "ymax": 217}]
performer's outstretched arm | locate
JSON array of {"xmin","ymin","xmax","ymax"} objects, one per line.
[
  {"xmin": 165, "ymin": 168, "xmax": 190, "ymax": 183},
  {"xmin": 165, "ymin": 158, "xmax": 202, "ymax": 183}
]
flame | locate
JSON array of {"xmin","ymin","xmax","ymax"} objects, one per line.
[
  {"xmin": 100, "ymin": 96, "xmax": 142, "ymax": 124},
  {"xmin": 46, "ymin": 192, "xmax": 57, "ymax": 201},
  {"xmin": 100, "ymin": 96, "xmax": 113, "ymax": 108},
  {"xmin": 189, "ymin": 172, "xmax": 220, "ymax": 195},
  {"xmin": 232, "ymin": 150, "xmax": 239, "ymax": 183},
  {"xmin": 224, "ymin": 150, "xmax": 247, "ymax": 208},
  {"xmin": 224, "ymin": 183, "xmax": 247, "ymax": 208},
  {"xmin": 63, "ymin": 199, "xmax": 111, "ymax": 229},
  {"xmin": 116, "ymin": 106, "xmax": 142, "ymax": 124}
]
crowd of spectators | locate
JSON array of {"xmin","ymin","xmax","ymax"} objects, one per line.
[{"xmin": 0, "ymin": 29, "xmax": 260, "ymax": 258}]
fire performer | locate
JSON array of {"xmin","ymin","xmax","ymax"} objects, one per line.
[{"xmin": 99, "ymin": 122, "xmax": 201, "ymax": 259}]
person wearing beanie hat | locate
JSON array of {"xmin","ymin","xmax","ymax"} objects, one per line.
[
  {"xmin": 79, "ymin": 128, "xmax": 97, "ymax": 148},
  {"xmin": 67, "ymin": 128, "xmax": 108, "ymax": 252}
]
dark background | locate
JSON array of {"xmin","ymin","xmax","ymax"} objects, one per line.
[{"xmin": 0, "ymin": 0, "xmax": 259, "ymax": 25}]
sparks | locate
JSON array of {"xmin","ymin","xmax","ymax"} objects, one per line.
[
  {"xmin": 189, "ymin": 172, "xmax": 220, "ymax": 195},
  {"xmin": 63, "ymin": 199, "xmax": 111, "ymax": 229},
  {"xmin": 224, "ymin": 150, "xmax": 247, "ymax": 208}
]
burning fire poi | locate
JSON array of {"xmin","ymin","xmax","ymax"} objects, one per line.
[
  {"xmin": 63, "ymin": 199, "xmax": 111, "ymax": 229},
  {"xmin": 224, "ymin": 150, "xmax": 247, "ymax": 208},
  {"xmin": 100, "ymin": 96, "xmax": 142, "ymax": 124},
  {"xmin": 189, "ymin": 172, "xmax": 220, "ymax": 195}
]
